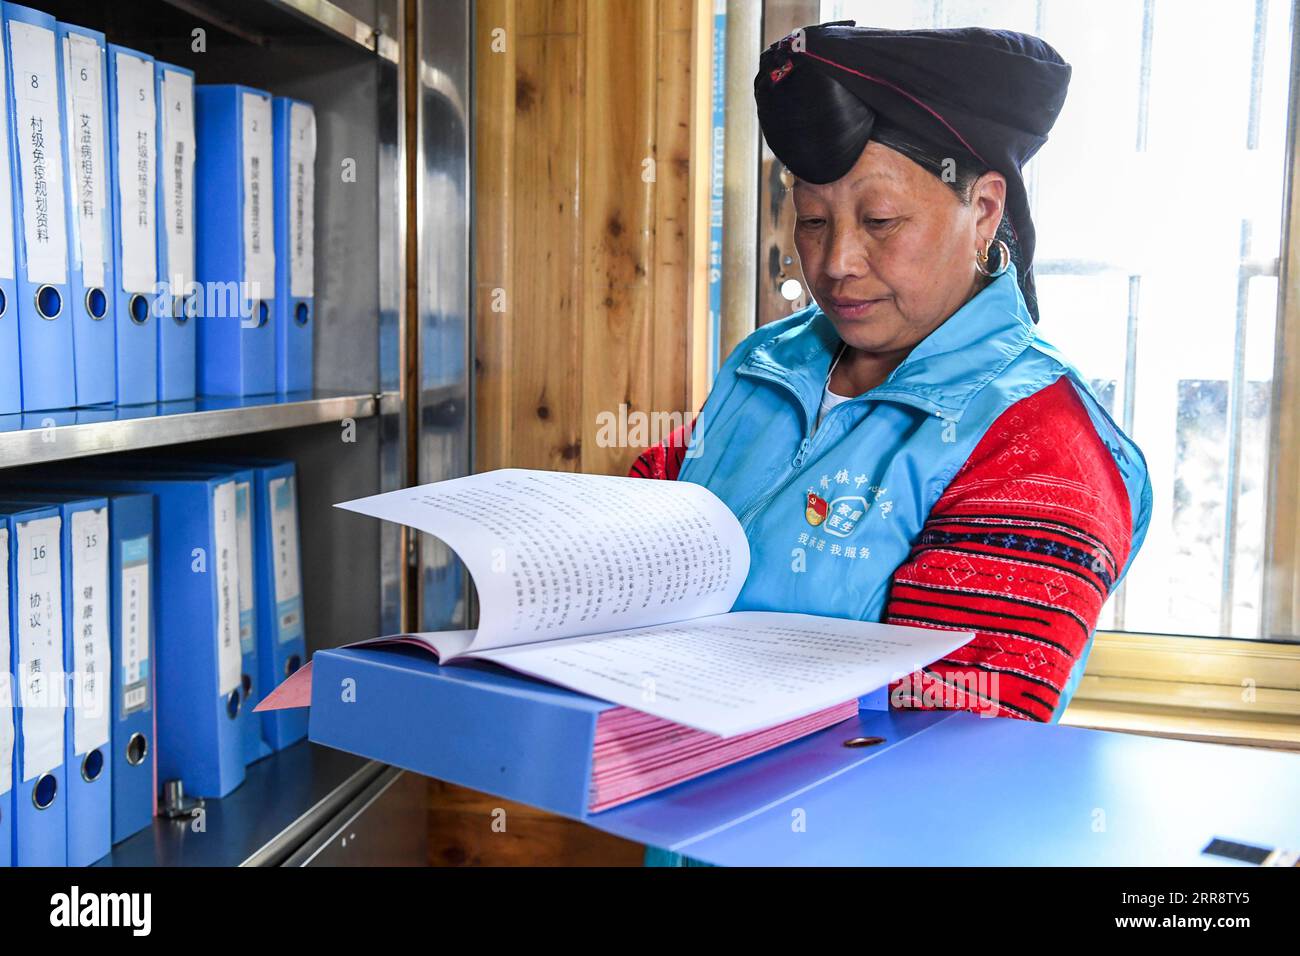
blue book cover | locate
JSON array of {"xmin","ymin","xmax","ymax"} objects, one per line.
[
  {"xmin": 195, "ymin": 84, "xmax": 276, "ymax": 397},
  {"xmin": 154, "ymin": 61, "xmax": 196, "ymax": 401},
  {"xmin": 0, "ymin": 501, "xmax": 67, "ymax": 865},
  {"xmin": 0, "ymin": 491, "xmax": 113, "ymax": 866},
  {"xmin": 105, "ymin": 43, "xmax": 157, "ymax": 405},
  {"xmin": 272, "ymin": 97, "xmax": 314, "ymax": 393},
  {"xmin": 3, "ymin": 3, "xmax": 76, "ymax": 411},
  {"xmin": 0, "ymin": 17, "xmax": 21, "ymax": 413},
  {"xmin": 56, "ymin": 22, "xmax": 114, "ymax": 406}
]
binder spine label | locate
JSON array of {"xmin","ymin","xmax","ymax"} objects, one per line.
[
  {"xmin": 70, "ymin": 508, "xmax": 110, "ymax": 755},
  {"xmin": 62, "ymin": 34, "xmax": 108, "ymax": 290},
  {"xmin": 119, "ymin": 536, "xmax": 150, "ymax": 716},
  {"xmin": 0, "ymin": 527, "xmax": 12, "ymax": 797},
  {"xmin": 9, "ymin": 20, "xmax": 69, "ymax": 285},
  {"xmin": 270, "ymin": 477, "xmax": 303, "ymax": 644},
  {"xmin": 288, "ymin": 102, "xmax": 314, "ymax": 298},
  {"xmin": 235, "ymin": 482, "xmax": 255, "ymax": 654},
  {"xmin": 241, "ymin": 92, "xmax": 275, "ymax": 297},
  {"xmin": 0, "ymin": 39, "xmax": 16, "ymax": 279},
  {"xmin": 213, "ymin": 482, "xmax": 242, "ymax": 695},
  {"xmin": 113, "ymin": 51, "xmax": 155, "ymax": 294},
  {"xmin": 160, "ymin": 68, "xmax": 194, "ymax": 298},
  {"xmin": 15, "ymin": 516, "xmax": 64, "ymax": 780}
]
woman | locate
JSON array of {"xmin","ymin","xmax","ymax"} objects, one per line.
[{"xmin": 633, "ymin": 23, "xmax": 1152, "ymax": 866}]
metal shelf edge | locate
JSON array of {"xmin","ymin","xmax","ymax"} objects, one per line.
[
  {"xmin": 0, "ymin": 392, "xmax": 399, "ymax": 468},
  {"xmin": 268, "ymin": 0, "xmax": 400, "ymax": 63}
]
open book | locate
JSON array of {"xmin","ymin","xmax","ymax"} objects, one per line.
[{"xmin": 334, "ymin": 469, "xmax": 973, "ymax": 739}]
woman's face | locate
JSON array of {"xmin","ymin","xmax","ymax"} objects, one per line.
[{"xmin": 792, "ymin": 141, "xmax": 1006, "ymax": 355}]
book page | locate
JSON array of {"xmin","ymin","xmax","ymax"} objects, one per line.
[
  {"xmin": 337, "ymin": 470, "xmax": 750, "ymax": 650},
  {"xmin": 464, "ymin": 611, "xmax": 975, "ymax": 738}
]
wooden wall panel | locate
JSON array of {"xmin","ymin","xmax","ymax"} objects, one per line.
[
  {"xmin": 474, "ymin": 0, "xmax": 516, "ymax": 474},
  {"xmin": 514, "ymin": 16, "xmax": 585, "ymax": 471},
  {"xmin": 580, "ymin": 0, "xmax": 655, "ymax": 477},
  {"xmin": 443, "ymin": 0, "xmax": 711, "ymax": 866},
  {"xmin": 475, "ymin": 0, "xmax": 707, "ymax": 476}
]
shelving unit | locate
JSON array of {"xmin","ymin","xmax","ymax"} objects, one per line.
[
  {"xmin": 0, "ymin": 391, "xmax": 399, "ymax": 465},
  {"xmin": 2, "ymin": 0, "xmax": 473, "ymax": 866}
]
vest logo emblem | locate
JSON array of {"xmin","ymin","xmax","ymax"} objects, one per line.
[
  {"xmin": 805, "ymin": 491, "xmax": 828, "ymax": 526},
  {"xmin": 823, "ymin": 496, "xmax": 867, "ymax": 538}
]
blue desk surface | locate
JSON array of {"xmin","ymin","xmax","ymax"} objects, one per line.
[
  {"xmin": 592, "ymin": 709, "xmax": 1300, "ymax": 866},
  {"xmin": 305, "ymin": 646, "xmax": 1300, "ymax": 866}
]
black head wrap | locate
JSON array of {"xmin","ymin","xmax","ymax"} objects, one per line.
[{"xmin": 755, "ymin": 21, "xmax": 1071, "ymax": 323}]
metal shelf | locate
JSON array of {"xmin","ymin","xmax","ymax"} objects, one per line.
[
  {"xmin": 0, "ymin": 390, "xmax": 400, "ymax": 468},
  {"xmin": 96, "ymin": 743, "xmax": 382, "ymax": 867},
  {"xmin": 269, "ymin": 0, "xmax": 400, "ymax": 62},
  {"xmin": 158, "ymin": 0, "xmax": 400, "ymax": 63}
]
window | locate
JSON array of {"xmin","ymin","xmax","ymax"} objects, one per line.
[{"xmin": 821, "ymin": 0, "xmax": 1298, "ymax": 642}]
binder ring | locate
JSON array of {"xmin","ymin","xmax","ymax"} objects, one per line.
[
  {"xmin": 32, "ymin": 773, "xmax": 58, "ymax": 810},
  {"xmin": 226, "ymin": 689, "xmax": 242, "ymax": 719},
  {"xmin": 81, "ymin": 748, "xmax": 105, "ymax": 783},
  {"xmin": 171, "ymin": 294, "xmax": 189, "ymax": 326},
  {"xmin": 285, "ymin": 654, "xmax": 302, "ymax": 677},
  {"xmin": 125, "ymin": 732, "xmax": 149, "ymax": 766},
  {"xmin": 35, "ymin": 284, "xmax": 63, "ymax": 320},
  {"xmin": 294, "ymin": 301, "xmax": 310, "ymax": 326},
  {"xmin": 127, "ymin": 293, "xmax": 150, "ymax": 325},
  {"xmin": 0, "ymin": 287, "xmax": 7, "ymax": 318},
  {"xmin": 85, "ymin": 287, "xmax": 108, "ymax": 320}
]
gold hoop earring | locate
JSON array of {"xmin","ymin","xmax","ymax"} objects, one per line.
[{"xmin": 975, "ymin": 238, "xmax": 1011, "ymax": 278}]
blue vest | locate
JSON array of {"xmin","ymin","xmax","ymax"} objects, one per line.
[{"xmin": 679, "ymin": 264, "xmax": 1152, "ymax": 717}]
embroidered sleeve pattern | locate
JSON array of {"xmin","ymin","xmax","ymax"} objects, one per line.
[
  {"xmin": 627, "ymin": 418, "xmax": 695, "ymax": 481},
  {"xmin": 885, "ymin": 376, "xmax": 1133, "ymax": 722}
]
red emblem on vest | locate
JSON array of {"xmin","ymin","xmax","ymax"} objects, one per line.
[{"xmin": 805, "ymin": 491, "xmax": 828, "ymax": 526}]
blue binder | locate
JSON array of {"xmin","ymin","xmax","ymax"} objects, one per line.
[
  {"xmin": 105, "ymin": 44, "xmax": 157, "ymax": 405},
  {"xmin": 0, "ymin": 487, "xmax": 154, "ymax": 844},
  {"xmin": 134, "ymin": 456, "xmax": 306, "ymax": 753},
  {"xmin": 0, "ymin": 501, "xmax": 66, "ymax": 866},
  {"xmin": 246, "ymin": 460, "xmax": 306, "ymax": 752},
  {"xmin": 3, "ymin": 4, "xmax": 76, "ymax": 411},
  {"xmin": 298, "ymin": 644, "xmax": 1300, "ymax": 866},
  {"xmin": 38, "ymin": 472, "xmax": 245, "ymax": 798},
  {"xmin": 0, "ymin": 513, "xmax": 12, "ymax": 865},
  {"xmin": 56, "ymin": 22, "xmax": 114, "ymax": 407},
  {"xmin": 0, "ymin": 493, "xmax": 111, "ymax": 866},
  {"xmin": 195, "ymin": 84, "xmax": 276, "ymax": 397},
  {"xmin": 0, "ymin": 18, "xmax": 20, "ymax": 414},
  {"xmin": 272, "ymin": 97, "xmax": 313, "ymax": 393},
  {"xmin": 102, "ymin": 492, "xmax": 154, "ymax": 844},
  {"xmin": 154, "ymin": 61, "xmax": 195, "ymax": 401},
  {"xmin": 64, "ymin": 458, "xmax": 264, "ymax": 765}
]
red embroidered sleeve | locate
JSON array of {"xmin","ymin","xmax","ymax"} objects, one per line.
[
  {"xmin": 627, "ymin": 418, "xmax": 695, "ymax": 481},
  {"xmin": 885, "ymin": 376, "xmax": 1133, "ymax": 722}
]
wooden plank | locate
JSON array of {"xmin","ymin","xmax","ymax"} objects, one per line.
[
  {"xmin": 516, "ymin": 0, "xmax": 579, "ymax": 36},
  {"xmin": 472, "ymin": 0, "xmax": 516, "ymax": 472},
  {"xmin": 425, "ymin": 781, "xmax": 645, "ymax": 866},
  {"xmin": 512, "ymin": 11, "xmax": 585, "ymax": 470},
  {"xmin": 649, "ymin": 0, "xmax": 696, "ymax": 430},
  {"xmin": 684, "ymin": 0, "xmax": 713, "ymax": 409},
  {"xmin": 580, "ymin": 0, "xmax": 657, "ymax": 476}
]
